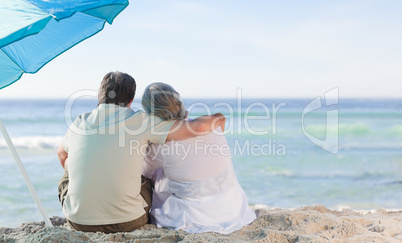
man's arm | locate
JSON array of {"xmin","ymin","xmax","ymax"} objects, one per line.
[
  {"xmin": 166, "ymin": 113, "xmax": 226, "ymax": 141},
  {"xmin": 57, "ymin": 143, "xmax": 68, "ymax": 169}
]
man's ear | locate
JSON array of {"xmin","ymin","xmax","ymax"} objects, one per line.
[{"xmin": 127, "ymin": 98, "xmax": 134, "ymax": 108}]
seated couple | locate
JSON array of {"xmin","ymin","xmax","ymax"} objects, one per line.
[{"xmin": 57, "ymin": 71, "xmax": 256, "ymax": 234}]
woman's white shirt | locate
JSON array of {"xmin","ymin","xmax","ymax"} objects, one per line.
[{"xmin": 143, "ymin": 127, "xmax": 256, "ymax": 234}]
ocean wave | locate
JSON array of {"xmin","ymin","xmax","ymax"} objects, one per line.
[
  {"xmin": 304, "ymin": 123, "xmax": 372, "ymax": 136},
  {"xmin": 187, "ymin": 111, "xmax": 402, "ymax": 119},
  {"xmin": 388, "ymin": 125, "xmax": 402, "ymax": 135},
  {"xmin": 0, "ymin": 136, "xmax": 63, "ymax": 150},
  {"xmin": 1, "ymin": 117, "xmax": 65, "ymax": 124},
  {"xmin": 339, "ymin": 143, "xmax": 402, "ymax": 151},
  {"xmin": 262, "ymin": 170, "xmax": 396, "ymax": 180}
]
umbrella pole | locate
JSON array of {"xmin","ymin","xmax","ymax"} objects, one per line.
[{"xmin": 0, "ymin": 120, "xmax": 53, "ymax": 227}]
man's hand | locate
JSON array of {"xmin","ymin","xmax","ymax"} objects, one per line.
[
  {"xmin": 166, "ymin": 113, "xmax": 226, "ymax": 141},
  {"xmin": 57, "ymin": 144, "xmax": 68, "ymax": 169}
]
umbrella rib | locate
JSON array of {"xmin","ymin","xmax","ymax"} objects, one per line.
[
  {"xmin": 0, "ymin": 48, "xmax": 25, "ymax": 90},
  {"xmin": 80, "ymin": 3, "xmax": 129, "ymax": 24},
  {"xmin": 0, "ymin": 48, "xmax": 24, "ymax": 72}
]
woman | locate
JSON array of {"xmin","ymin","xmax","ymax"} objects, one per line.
[{"xmin": 142, "ymin": 83, "xmax": 256, "ymax": 234}]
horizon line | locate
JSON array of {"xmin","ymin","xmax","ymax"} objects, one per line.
[{"xmin": 0, "ymin": 96, "xmax": 402, "ymax": 100}]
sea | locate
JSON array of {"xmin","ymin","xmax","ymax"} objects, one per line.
[{"xmin": 0, "ymin": 98, "xmax": 401, "ymax": 228}]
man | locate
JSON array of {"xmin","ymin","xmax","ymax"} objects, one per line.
[{"xmin": 57, "ymin": 71, "xmax": 225, "ymax": 233}]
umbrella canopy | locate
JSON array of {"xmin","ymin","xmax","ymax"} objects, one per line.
[{"xmin": 0, "ymin": 0, "xmax": 129, "ymax": 89}]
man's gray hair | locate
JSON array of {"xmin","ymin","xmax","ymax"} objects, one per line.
[{"xmin": 142, "ymin": 82, "xmax": 187, "ymax": 120}]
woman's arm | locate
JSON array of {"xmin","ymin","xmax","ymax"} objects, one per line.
[
  {"xmin": 166, "ymin": 113, "xmax": 226, "ymax": 141},
  {"xmin": 57, "ymin": 143, "xmax": 68, "ymax": 169},
  {"xmin": 143, "ymin": 144, "xmax": 164, "ymax": 178}
]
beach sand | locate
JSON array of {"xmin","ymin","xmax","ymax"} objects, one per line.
[{"xmin": 1, "ymin": 205, "xmax": 401, "ymax": 242}]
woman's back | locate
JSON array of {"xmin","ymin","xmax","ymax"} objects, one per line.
[
  {"xmin": 146, "ymin": 129, "xmax": 230, "ymax": 181},
  {"xmin": 143, "ymin": 128, "xmax": 256, "ymax": 234}
]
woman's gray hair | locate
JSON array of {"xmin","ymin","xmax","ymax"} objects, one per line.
[{"xmin": 142, "ymin": 82, "xmax": 187, "ymax": 120}]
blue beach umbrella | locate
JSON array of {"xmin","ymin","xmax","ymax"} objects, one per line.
[
  {"xmin": 0, "ymin": 0, "xmax": 129, "ymax": 227},
  {"xmin": 0, "ymin": 0, "xmax": 129, "ymax": 89}
]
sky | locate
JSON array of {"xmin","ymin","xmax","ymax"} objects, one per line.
[{"xmin": 1, "ymin": 0, "xmax": 402, "ymax": 99}]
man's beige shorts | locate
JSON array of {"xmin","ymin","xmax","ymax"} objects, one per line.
[{"xmin": 58, "ymin": 168, "xmax": 153, "ymax": 233}]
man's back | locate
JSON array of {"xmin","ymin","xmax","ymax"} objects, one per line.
[{"xmin": 62, "ymin": 104, "xmax": 173, "ymax": 225}]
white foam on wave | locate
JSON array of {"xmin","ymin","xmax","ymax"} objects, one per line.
[
  {"xmin": 339, "ymin": 143, "xmax": 402, "ymax": 150},
  {"xmin": 0, "ymin": 136, "xmax": 63, "ymax": 150},
  {"xmin": 250, "ymin": 204, "xmax": 280, "ymax": 210}
]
